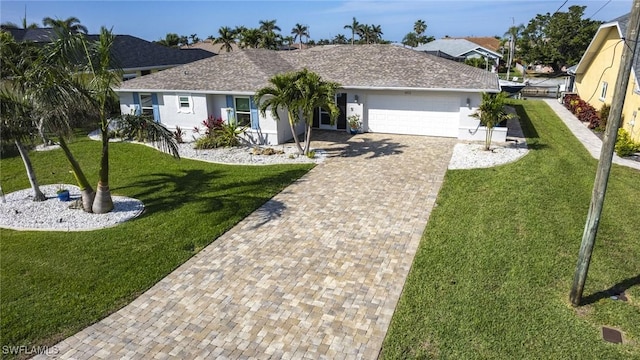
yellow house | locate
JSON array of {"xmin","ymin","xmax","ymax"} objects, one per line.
[{"xmin": 573, "ymin": 13, "xmax": 640, "ymax": 142}]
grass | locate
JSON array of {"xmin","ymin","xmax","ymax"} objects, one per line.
[
  {"xmin": 0, "ymin": 136, "xmax": 313, "ymax": 356},
  {"xmin": 381, "ymin": 99, "xmax": 640, "ymax": 359}
]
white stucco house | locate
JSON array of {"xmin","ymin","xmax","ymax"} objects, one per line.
[{"xmin": 115, "ymin": 44, "xmax": 502, "ymax": 145}]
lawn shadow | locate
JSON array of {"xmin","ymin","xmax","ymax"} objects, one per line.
[
  {"xmin": 511, "ymin": 103, "xmax": 549, "ymax": 151},
  {"xmin": 580, "ymin": 274, "xmax": 640, "ymax": 305},
  {"xmin": 115, "ymin": 169, "xmax": 224, "ymax": 216}
]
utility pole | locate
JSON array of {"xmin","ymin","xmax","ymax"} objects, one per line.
[{"xmin": 570, "ymin": 0, "xmax": 640, "ymax": 307}]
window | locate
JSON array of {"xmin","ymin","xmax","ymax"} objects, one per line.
[
  {"xmin": 140, "ymin": 94, "xmax": 153, "ymax": 116},
  {"xmin": 600, "ymin": 81, "xmax": 608, "ymax": 101},
  {"xmin": 141, "ymin": 70, "xmax": 151, "ymax": 76},
  {"xmin": 234, "ymin": 97, "xmax": 251, "ymax": 126},
  {"xmin": 176, "ymin": 94, "xmax": 192, "ymax": 113}
]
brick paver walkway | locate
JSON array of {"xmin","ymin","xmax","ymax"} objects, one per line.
[{"xmin": 39, "ymin": 133, "xmax": 455, "ymax": 359}]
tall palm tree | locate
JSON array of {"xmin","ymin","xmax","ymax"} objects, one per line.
[
  {"xmin": 504, "ymin": 24, "xmax": 524, "ymax": 79},
  {"xmin": 344, "ymin": 17, "xmax": 361, "ymax": 45},
  {"xmin": 259, "ymin": 19, "xmax": 281, "ymax": 34},
  {"xmin": 0, "ymin": 31, "xmax": 46, "ymax": 201},
  {"xmin": 189, "ymin": 33, "xmax": 199, "ymax": 45},
  {"xmin": 358, "ymin": 24, "xmax": 372, "ymax": 44},
  {"xmin": 295, "ymin": 69, "xmax": 340, "ymax": 155},
  {"xmin": 213, "ymin": 26, "xmax": 236, "ymax": 52},
  {"xmin": 371, "ymin": 24, "xmax": 383, "ymax": 43},
  {"xmin": 291, "ymin": 23, "xmax": 309, "ymax": 46},
  {"xmin": 414, "ymin": 19, "xmax": 427, "ymax": 36},
  {"xmin": 42, "ymin": 16, "xmax": 87, "ymax": 34},
  {"xmin": 255, "ymin": 71, "xmax": 305, "ymax": 154}
]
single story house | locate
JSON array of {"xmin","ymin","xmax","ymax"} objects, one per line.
[
  {"xmin": 115, "ymin": 44, "xmax": 501, "ymax": 145},
  {"xmin": 413, "ymin": 39, "xmax": 502, "ymax": 73},
  {"xmin": 572, "ymin": 13, "xmax": 640, "ymax": 142},
  {"xmin": 3, "ymin": 28, "xmax": 215, "ymax": 80}
]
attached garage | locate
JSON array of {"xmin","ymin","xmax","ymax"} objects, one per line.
[{"xmin": 366, "ymin": 93, "xmax": 460, "ymax": 137}]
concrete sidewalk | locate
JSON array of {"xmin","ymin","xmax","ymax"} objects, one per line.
[{"xmin": 543, "ymin": 98, "xmax": 640, "ymax": 171}]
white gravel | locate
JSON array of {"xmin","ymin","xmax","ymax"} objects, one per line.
[
  {"xmin": 176, "ymin": 143, "xmax": 326, "ymax": 165},
  {"xmin": 448, "ymin": 141, "xmax": 529, "ymax": 170},
  {"xmin": 0, "ymin": 185, "xmax": 144, "ymax": 232},
  {"xmin": 2, "ymin": 135, "xmax": 528, "ymax": 232}
]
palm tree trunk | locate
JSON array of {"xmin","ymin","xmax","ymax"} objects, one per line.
[
  {"xmin": 58, "ymin": 136, "xmax": 95, "ymax": 212},
  {"xmin": 485, "ymin": 126, "xmax": 494, "ymax": 151},
  {"xmin": 304, "ymin": 122, "xmax": 313, "ymax": 156},
  {"xmin": 92, "ymin": 128, "xmax": 113, "ymax": 213},
  {"xmin": 15, "ymin": 139, "xmax": 46, "ymax": 201},
  {"xmin": 287, "ymin": 110, "xmax": 304, "ymax": 154}
]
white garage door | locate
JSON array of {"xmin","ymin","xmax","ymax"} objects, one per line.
[{"xmin": 367, "ymin": 94, "xmax": 459, "ymax": 137}]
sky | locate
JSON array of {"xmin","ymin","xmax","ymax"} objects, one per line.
[{"xmin": 0, "ymin": 0, "xmax": 635, "ymax": 44}]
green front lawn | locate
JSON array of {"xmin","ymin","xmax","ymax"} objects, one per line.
[
  {"xmin": 0, "ymin": 137, "xmax": 313, "ymax": 355},
  {"xmin": 381, "ymin": 100, "xmax": 640, "ymax": 359}
]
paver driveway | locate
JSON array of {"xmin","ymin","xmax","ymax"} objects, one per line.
[{"xmin": 41, "ymin": 133, "xmax": 456, "ymax": 359}]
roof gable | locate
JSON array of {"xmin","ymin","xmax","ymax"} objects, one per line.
[
  {"xmin": 413, "ymin": 38, "xmax": 501, "ymax": 59},
  {"xmin": 117, "ymin": 44, "xmax": 499, "ymax": 93}
]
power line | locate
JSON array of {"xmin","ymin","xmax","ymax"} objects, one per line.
[
  {"xmin": 589, "ymin": 0, "xmax": 612, "ymax": 19},
  {"xmin": 552, "ymin": 0, "xmax": 569, "ymax": 15}
]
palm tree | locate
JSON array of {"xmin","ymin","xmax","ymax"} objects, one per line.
[
  {"xmin": 414, "ymin": 19, "xmax": 427, "ymax": 36},
  {"xmin": 189, "ymin": 33, "xmax": 199, "ymax": 45},
  {"xmin": 358, "ymin": 24, "xmax": 372, "ymax": 44},
  {"xmin": 332, "ymin": 34, "xmax": 347, "ymax": 44},
  {"xmin": 371, "ymin": 24, "xmax": 383, "ymax": 43},
  {"xmin": 42, "ymin": 16, "xmax": 87, "ymax": 34},
  {"xmin": 295, "ymin": 69, "xmax": 340, "ymax": 155},
  {"xmin": 472, "ymin": 92, "xmax": 513, "ymax": 151},
  {"xmin": 255, "ymin": 71, "xmax": 305, "ymax": 154},
  {"xmin": 291, "ymin": 23, "xmax": 309, "ymax": 46},
  {"xmin": 344, "ymin": 17, "xmax": 361, "ymax": 45},
  {"xmin": 259, "ymin": 19, "xmax": 281, "ymax": 34},
  {"xmin": 157, "ymin": 33, "xmax": 181, "ymax": 48},
  {"xmin": 504, "ymin": 24, "xmax": 524, "ymax": 79},
  {"xmin": 213, "ymin": 26, "xmax": 236, "ymax": 52},
  {"xmin": 0, "ymin": 89, "xmax": 47, "ymax": 202},
  {"xmin": 238, "ymin": 28, "xmax": 261, "ymax": 49}
]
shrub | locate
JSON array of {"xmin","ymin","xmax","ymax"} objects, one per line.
[
  {"xmin": 173, "ymin": 126, "xmax": 184, "ymax": 144},
  {"xmin": 563, "ymin": 94, "xmax": 600, "ymax": 129},
  {"xmin": 615, "ymin": 128, "xmax": 640, "ymax": 157},
  {"xmin": 597, "ymin": 104, "xmax": 611, "ymax": 131},
  {"xmin": 194, "ymin": 135, "xmax": 219, "ymax": 149},
  {"xmin": 214, "ymin": 120, "xmax": 247, "ymax": 147}
]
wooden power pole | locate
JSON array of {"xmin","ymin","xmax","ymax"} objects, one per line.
[{"xmin": 570, "ymin": 0, "xmax": 640, "ymax": 306}]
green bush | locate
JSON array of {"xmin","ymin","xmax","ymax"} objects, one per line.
[
  {"xmin": 194, "ymin": 135, "xmax": 219, "ymax": 149},
  {"xmin": 214, "ymin": 120, "xmax": 246, "ymax": 147},
  {"xmin": 597, "ymin": 104, "xmax": 611, "ymax": 131},
  {"xmin": 615, "ymin": 128, "xmax": 640, "ymax": 157}
]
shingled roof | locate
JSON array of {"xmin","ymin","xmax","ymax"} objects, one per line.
[
  {"xmin": 117, "ymin": 44, "xmax": 499, "ymax": 93},
  {"xmin": 4, "ymin": 28, "xmax": 214, "ymax": 70}
]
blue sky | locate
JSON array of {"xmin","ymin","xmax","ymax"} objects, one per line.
[{"xmin": 0, "ymin": 1, "xmax": 634, "ymax": 43}]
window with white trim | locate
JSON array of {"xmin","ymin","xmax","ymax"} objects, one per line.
[
  {"xmin": 140, "ymin": 93, "xmax": 153, "ymax": 116},
  {"xmin": 176, "ymin": 94, "xmax": 192, "ymax": 113},
  {"xmin": 600, "ymin": 81, "xmax": 608, "ymax": 101},
  {"xmin": 234, "ymin": 97, "xmax": 251, "ymax": 126}
]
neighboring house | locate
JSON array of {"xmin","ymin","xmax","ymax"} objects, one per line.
[
  {"xmin": 115, "ymin": 44, "xmax": 501, "ymax": 146},
  {"xmin": 414, "ymin": 38, "xmax": 502, "ymax": 72},
  {"xmin": 4, "ymin": 28, "xmax": 215, "ymax": 80},
  {"xmin": 181, "ymin": 40, "xmax": 240, "ymax": 54},
  {"xmin": 460, "ymin": 37, "xmax": 502, "ymax": 53},
  {"xmin": 573, "ymin": 13, "xmax": 640, "ymax": 142}
]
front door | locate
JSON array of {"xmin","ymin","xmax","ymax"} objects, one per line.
[
  {"xmin": 313, "ymin": 93, "xmax": 348, "ymax": 130},
  {"xmin": 337, "ymin": 93, "xmax": 347, "ymax": 130}
]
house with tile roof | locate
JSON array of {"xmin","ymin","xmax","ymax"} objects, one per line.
[
  {"xmin": 414, "ymin": 39, "xmax": 502, "ymax": 73},
  {"xmin": 116, "ymin": 44, "xmax": 501, "ymax": 145},
  {"xmin": 572, "ymin": 13, "xmax": 640, "ymax": 142},
  {"xmin": 4, "ymin": 28, "xmax": 215, "ymax": 80}
]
